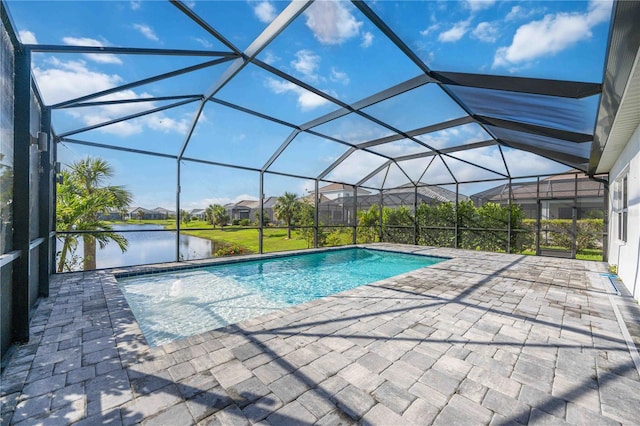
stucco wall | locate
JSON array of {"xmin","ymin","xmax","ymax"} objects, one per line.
[{"xmin": 609, "ymin": 123, "xmax": 640, "ymax": 300}]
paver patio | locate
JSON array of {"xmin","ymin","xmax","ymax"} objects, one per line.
[{"xmin": 1, "ymin": 244, "xmax": 639, "ymax": 425}]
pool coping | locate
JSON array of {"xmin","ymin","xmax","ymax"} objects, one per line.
[{"xmin": 108, "ymin": 244, "xmax": 452, "ymax": 278}]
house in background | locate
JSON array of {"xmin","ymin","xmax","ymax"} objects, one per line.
[
  {"xmin": 190, "ymin": 208, "xmax": 206, "ymax": 220},
  {"xmin": 470, "ymin": 171, "xmax": 606, "ymax": 220},
  {"xmin": 308, "ymin": 183, "xmax": 371, "ymax": 200},
  {"xmin": 224, "ymin": 197, "xmax": 280, "ymax": 224},
  {"xmin": 390, "ymin": 183, "xmax": 466, "ymax": 204},
  {"xmin": 316, "ymin": 183, "xmax": 465, "ymax": 225},
  {"xmin": 97, "ymin": 207, "xmax": 125, "ymax": 221},
  {"xmin": 127, "ymin": 207, "xmax": 174, "ymax": 220},
  {"xmin": 262, "ymin": 197, "xmax": 279, "ymax": 224},
  {"xmin": 153, "ymin": 207, "xmax": 175, "ymax": 219},
  {"xmin": 226, "ymin": 200, "xmax": 259, "ymax": 222}
]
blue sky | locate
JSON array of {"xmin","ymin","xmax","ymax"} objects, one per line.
[{"xmin": 7, "ymin": 0, "xmax": 612, "ymax": 209}]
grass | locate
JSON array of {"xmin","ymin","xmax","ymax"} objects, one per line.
[
  {"xmin": 130, "ymin": 219, "xmax": 310, "ymax": 253},
  {"xmin": 521, "ymin": 247, "xmax": 603, "ymax": 261},
  {"xmin": 576, "ymin": 249, "xmax": 604, "ymax": 261},
  {"xmin": 180, "ymin": 227, "xmax": 309, "ymax": 253}
]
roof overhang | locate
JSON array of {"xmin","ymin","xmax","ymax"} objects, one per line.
[{"xmin": 590, "ymin": 0, "xmax": 640, "ymax": 175}]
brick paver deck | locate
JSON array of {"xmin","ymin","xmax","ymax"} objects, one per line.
[{"xmin": 2, "ymin": 244, "xmax": 639, "ymax": 425}]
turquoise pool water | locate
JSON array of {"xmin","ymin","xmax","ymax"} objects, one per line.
[{"xmin": 118, "ymin": 248, "xmax": 446, "ymax": 346}]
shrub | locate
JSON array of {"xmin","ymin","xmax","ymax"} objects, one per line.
[
  {"xmin": 231, "ymin": 219, "xmax": 240, "ymax": 226},
  {"xmin": 239, "ymin": 218, "xmax": 251, "ymax": 226},
  {"xmin": 357, "ymin": 205, "xmax": 380, "ymax": 243},
  {"xmin": 415, "ymin": 202, "xmax": 456, "ymax": 247},
  {"xmin": 324, "ymin": 228, "xmax": 351, "ymax": 247},
  {"xmin": 577, "ymin": 219, "xmax": 604, "ymax": 250},
  {"xmin": 414, "ymin": 201, "xmax": 526, "ymax": 252},
  {"xmin": 215, "ymin": 244, "xmax": 244, "ymax": 257},
  {"xmin": 254, "ymin": 212, "xmax": 270, "ymax": 226}
]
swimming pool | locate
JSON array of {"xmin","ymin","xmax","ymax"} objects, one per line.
[{"xmin": 117, "ymin": 248, "xmax": 447, "ymax": 346}]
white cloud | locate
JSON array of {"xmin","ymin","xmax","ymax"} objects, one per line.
[
  {"xmin": 326, "ymin": 151, "xmax": 388, "ymax": 184},
  {"xmin": 80, "ymin": 112, "xmax": 143, "ymax": 136},
  {"xmin": 369, "ymin": 140, "xmax": 425, "ymax": 158},
  {"xmin": 232, "ymin": 133, "xmax": 246, "ymax": 143},
  {"xmin": 506, "ymin": 6, "xmax": 523, "ymax": 21},
  {"xmin": 416, "ymin": 123, "xmax": 487, "ymax": 150},
  {"xmin": 471, "ymin": 22, "xmax": 498, "ymax": 43},
  {"xmin": 297, "ymin": 179, "xmax": 317, "ymax": 197},
  {"xmin": 493, "ymin": 1, "xmax": 611, "ymax": 68},
  {"xmin": 34, "ymin": 58, "xmax": 190, "ymax": 136},
  {"xmin": 19, "ymin": 30, "xmax": 37, "ymax": 44},
  {"xmin": 361, "ymin": 31, "xmax": 373, "ymax": 48},
  {"xmin": 304, "ymin": 1, "xmax": 362, "ymax": 45},
  {"xmin": 465, "ymin": 0, "xmax": 496, "ymax": 12},
  {"xmin": 438, "ymin": 20, "xmax": 471, "ymax": 42},
  {"xmin": 133, "ymin": 24, "xmax": 159, "ymax": 42},
  {"xmin": 297, "ymin": 89, "xmax": 330, "ymax": 111},
  {"xmin": 262, "ymin": 51, "xmax": 280, "ymax": 65},
  {"xmin": 193, "ymin": 37, "xmax": 213, "ymax": 48},
  {"xmin": 291, "ymin": 49, "xmax": 320, "ymax": 81},
  {"xmin": 450, "ymin": 147, "xmax": 507, "ymax": 180},
  {"xmin": 420, "ymin": 24, "xmax": 440, "ymax": 37},
  {"xmin": 146, "ymin": 115, "xmax": 190, "ymax": 135},
  {"xmin": 62, "ymin": 37, "xmax": 122, "ymax": 65},
  {"xmin": 34, "ymin": 57, "xmax": 123, "ymax": 105},
  {"xmin": 505, "ymin": 5, "xmax": 541, "ymax": 22},
  {"xmin": 424, "ymin": 51, "xmax": 435, "ymax": 65},
  {"xmin": 265, "ymin": 77, "xmax": 330, "ymax": 111},
  {"xmin": 130, "ymin": 1, "xmax": 141, "ymax": 10},
  {"xmin": 414, "ymin": 42, "xmax": 436, "ymax": 65},
  {"xmin": 502, "ymin": 149, "xmax": 568, "ymax": 177},
  {"xmin": 253, "ymin": 0, "xmax": 277, "ymax": 23},
  {"xmin": 330, "ymin": 67, "xmax": 350, "ymax": 85},
  {"xmin": 321, "ymin": 117, "xmax": 391, "ymax": 146}
]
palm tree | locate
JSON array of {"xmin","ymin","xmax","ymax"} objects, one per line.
[
  {"xmin": 274, "ymin": 192, "xmax": 300, "ymax": 239},
  {"xmin": 212, "ymin": 204, "xmax": 229, "ymax": 229},
  {"xmin": 56, "ymin": 157, "xmax": 132, "ymax": 271},
  {"xmin": 205, "ymin": 204, "xmax": 215, "ymax": 226}
]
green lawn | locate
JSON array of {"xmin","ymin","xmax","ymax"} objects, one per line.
[
  {"xmin": 576, "ymin": 249, "xmax": 604, "ymax": 261},
  {"xmin": 521, "ymin": 247, "xmax": 603, "ymax": 261},
  {"xmin": 115, "ymin": 219, "xmax": 310, "ymax": 253},
  {"xmin": 181, "ymin": 227, "xmax": 309, "ymax": 253},
  {"xmin": 172, "ymin": 220, "xmax": 309, "ymax": 253}
]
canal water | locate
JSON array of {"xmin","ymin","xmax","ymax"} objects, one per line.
[{"xmin": 57, "ymin": 224, "xmax": 230, "ymax": 270}]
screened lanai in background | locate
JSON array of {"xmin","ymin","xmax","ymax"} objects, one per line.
[
  {"xmin": 1, "ymin": 0, "xmax": 614, "ymax": 272},
  {"xmin": 5, "ymin": 0, "xmax": 636, "ymax": 355}
]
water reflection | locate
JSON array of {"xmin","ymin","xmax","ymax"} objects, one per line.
[{"xmin": 60, "ymin": 224, "xmax": 224, "ymax": 269}]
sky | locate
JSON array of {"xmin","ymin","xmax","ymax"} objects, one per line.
[{"xmin": 7, "ymin": 0, "xmax": 613, "ymax": 210}]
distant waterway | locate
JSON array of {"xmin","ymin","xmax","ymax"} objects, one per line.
[{"xmin": 58, "ymin": 224, "xmax": 226, "ymax": 270}]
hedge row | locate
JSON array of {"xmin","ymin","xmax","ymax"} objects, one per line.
[{"xmin": 358, "ymin": 201, "xmax": 604, "ymax": 254}]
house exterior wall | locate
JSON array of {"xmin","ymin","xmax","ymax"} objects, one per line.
[{"xmin": 609, "ymin": 123, "xmax": 640, "ymax": 300}]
